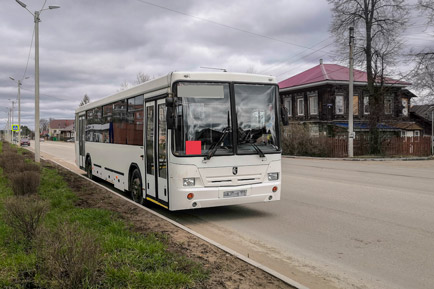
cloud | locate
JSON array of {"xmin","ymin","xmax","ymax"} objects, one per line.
[{"xmin": 1, "ymin": 0, "xmax": 431, "ymax": 130}]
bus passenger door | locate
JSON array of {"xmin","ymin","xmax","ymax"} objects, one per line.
[
  {"xmin": 78, "ymin": 114, "xmax": 86, "ymax": 168},
  {"xmin": 157, "ymin": 99, "xmax": 168, "ymax": 203},
  {"xmin": 145, "ymin": 102, "xmax": 156, "ymax": 198}
]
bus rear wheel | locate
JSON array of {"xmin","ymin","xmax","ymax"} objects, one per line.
[
  {"xmin": 130, "ymin": 169, "xmax": 143, "ymax": 204},
  {"xmin": 86, "ymin": 158, "xmax": 93, "ymax": 180}
]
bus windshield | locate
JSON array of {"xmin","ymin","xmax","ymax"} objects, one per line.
[
  {"xmin": 172, "ymin": 82, "xmax": 279, "ymax": 157},
  {"xmin": 235, "ymin": 84, "xmax": 280, "ymax": 154}
]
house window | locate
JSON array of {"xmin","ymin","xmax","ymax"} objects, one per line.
[
  {"xmin": 284, "ymin": 97, "xmax": 292, "ymax": 117},
  {"xmin": 335, "ymin": 94, "xmax": 344, "ymax": 115},
  {"xmin": 308, "ymin": 91, "xmax": 318, "ymax": 115},
  {"xmin": 353, "ymin": 95, "xmax": 359, "ymax": 115},
  {"xmin": 309, "ymin": 124, "xmax": 319, "ymax": 137},
  {"xmin": 297, "ymin": 98, "xmax": 304, "ymax": 116},
  {"xmin": 401, "ymin": 98, "xmax": 409, "ymax": 116},
  {"xmin": 384, "ymin": 96, "xmax": 393, "ymax": 115},
  {"xmin": 414, "ymin": 130, "xmax": 420, "ymax": 141},
  {"xmin": 363, "ymin": 96, "xmax": 370, "ymax": 115}
]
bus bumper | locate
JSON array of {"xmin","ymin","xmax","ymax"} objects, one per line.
[{"xmin": 169, "ymin": 182, "xmax": 281, "ymax": 211}]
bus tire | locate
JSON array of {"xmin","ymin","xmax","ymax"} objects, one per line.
[
  {"xmin": 130, "ymin": 169, "xmax": 143, "ymax": 204},
  {"xmin": 86, "ymin": 157, "xmax": 93, "ymax": 180}
]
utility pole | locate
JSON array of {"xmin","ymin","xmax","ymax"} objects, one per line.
[
  {"xmin": 431, "ymin": 107, "xmax": 433, "ymax": 155},
  {"xmin": 10, "ymin": 100, "xmax": 16, "ymax": 143},
  {"xmin": 34, "ymin": 10, "xmax": 41, "ymax": 161},
  {"xmin": 10, "ymin": 77, "xmax": 27, "ymax": 145},
  {"xmin": 348, "ymin": 27, "xmax": 355, "ymax": 158},
  {"xmin": 15, "ymin": 0, "xmax": 60, "ymax": 161},
  {"xmin": 8, "ymin": 109, "xmax": 12, "ymax": 142}
]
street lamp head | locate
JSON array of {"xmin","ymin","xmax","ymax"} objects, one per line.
[
  {"xmin": 9, "ymin": 77, "xmax": 15, "ymax": 81},
  {"xmin": 15, "ymin": 0, "xmax": 27, "ymax": 8},
  {"xmin": 48, "ymin": 5, "xmax": 60, "ymax": 9}
]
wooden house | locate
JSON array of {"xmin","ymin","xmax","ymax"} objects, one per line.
[
  {"xmin": 278, "ymin": 60, "xmax": 423, "ymax": 137},
  {"xmin": 410, "ymin": 104, "xmax": 434, "ymax": 136}
]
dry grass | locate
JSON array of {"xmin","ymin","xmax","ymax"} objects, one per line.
[
  {"xmin": 0, "ymin": 145, "xmax": 41, "ymax": 195},
  {"xmin": 35, "ymin": 222, "xmax": 103, "ymax": 289},
  {"xmin": 10, "ymin": 171, "xmax": 41, "ymax": 196},
  {"xmin": 2, "ymin": 195, "xmax": 49, "ymax": 248},
  {"xmin": 0, "ymin": 152, "xmax": 25, "ymax": 175}
]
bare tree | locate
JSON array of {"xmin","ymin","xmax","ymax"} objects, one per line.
[
  {"xmin": 136, "ymin": 72, "xmax": 151, "ymax": 84},
  {"xmin": 410, "ymin": 0, "xmax": 434, "ymax": 104},
  {"xmin": 119, "ymin": 72, "xmax": 152, "ymax": 91},
  {"xmin": 328, "ymin": 0, "xmax": 409, "ymax": 153},
  {"xmin": 79, "ymin": 94, "xmax": 90, "ymax": 107},
  {"xmin": 418, "ymin": 0, "xmax": 434, "ymax": 24},
  {"xmin": 39, "ymin": 119, "xmax": 49, "ymax": 133}
]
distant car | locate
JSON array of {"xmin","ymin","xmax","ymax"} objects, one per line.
[
  {"xmin": 40, "ymin": 138, "xmax": 45, "ymax": 142},
  {"xmin": 20, "ymin": 138, "xmax": 30, "ymax": 146},
  {"xmin": 66, "ymin": 138, "xmax": 75, "ymax": 142}
]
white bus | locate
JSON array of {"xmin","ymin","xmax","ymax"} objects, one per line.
[{"xmin": 75, "ymin": 72, "xmax": 284, "ymax": 211}]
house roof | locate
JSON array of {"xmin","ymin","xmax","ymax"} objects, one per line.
[
  {"xmin": 279, "ymin": 63, "xmax": 411, "ymax": 91},
  {"xmin": 391, "ymin": 122, "xmax": 424, "ymax": 130},
  {"xmin": 49, "ymin": 119, "xmax": 74, "ymax": 130},
  {"xmin": 410, "ymin": 104, "xmax": 434, "ymax": 121}
]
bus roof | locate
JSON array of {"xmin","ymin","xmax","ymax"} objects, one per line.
[{"xmin": 75, "ymin": 71, "xmax": 277, "ymax": 114}]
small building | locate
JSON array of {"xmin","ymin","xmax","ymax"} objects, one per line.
[
  {"xmin": 410, "ymin": 104, "xmax": 434, "ymax": 136},
  {"xmin": 279, "ymin": 60, "xmax": 423, "ymax": 137},
  {"xmin": 49, "ymin": 119, "xmax": 75, "ymax": 141}
]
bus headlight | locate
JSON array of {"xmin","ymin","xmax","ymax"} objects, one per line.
[
  {"xmin": 183, "ymin": 178, "xmax": 195, "ymax": 187},
  {"xmin": 268, "ymin": 172, "xmax": 279, "ymax": 181}
]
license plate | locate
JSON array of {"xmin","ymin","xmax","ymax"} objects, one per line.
[{"xmin": 223, "ymin": 189, "xmax": 247, "ymax": 198}]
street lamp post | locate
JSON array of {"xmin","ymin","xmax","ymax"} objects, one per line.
[
  {"xmin": 15, "ymin": 0, "xmax": 60, "ymax": 162},
  {"xmin": 8, "ymin": 100, "xmax": 16, "ymax": 143},
  {"xmin": 10, "ymin": 76, "xmax": 29, "ymax": 146}
]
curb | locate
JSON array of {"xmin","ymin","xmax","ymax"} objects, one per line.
[
  {"xmin": 283, "ymin": 155, "xmax": 434, "ymax": 161},
  {"xmin": 44, "ymin": 156, "xmax": 310, "ymax": 289}
]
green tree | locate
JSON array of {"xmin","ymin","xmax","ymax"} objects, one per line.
[{"xmin": 21, "ymin": 125, "xmax": 32, "ymax": 136}]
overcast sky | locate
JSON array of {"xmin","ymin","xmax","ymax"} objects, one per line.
[{"xmin": 0, "ymin": 0, "xmax": 432, "ymax": 131}]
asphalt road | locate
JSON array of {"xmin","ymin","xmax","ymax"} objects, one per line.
[{"xmin": 30, "ymin": 141, "xmax": 434, "ymax": 289}]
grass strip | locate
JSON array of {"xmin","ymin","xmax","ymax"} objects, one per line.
[{"xmin": 0, "ymin": 142, "xmax": 207, "ymax": 288}]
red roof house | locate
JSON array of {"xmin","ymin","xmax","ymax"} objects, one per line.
[
  {"xmin": 49, "ymin": 119, "xmax": 75, "ymax": 140},
  {"xmin": 279, "ymin": 62, "xmax": 410, "ymax": 91},
  {"xmin": 278, "ymin": 60, "xmax": 420, "ymax": 137}
]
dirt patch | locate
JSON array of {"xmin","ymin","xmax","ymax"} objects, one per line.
[{"xmin": 40, "ymin": 159, "xmax": 295, "ymax": 289}]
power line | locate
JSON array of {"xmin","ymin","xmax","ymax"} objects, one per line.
[
  {"xmin": 133, "ymin": 0, "xmax": 338, "ymax": 56},
  {"xmin": 20, "ymin": 87, "xmax": 78, "ymax": 102},
  {"xmin": 275, "ymin": 43, "xmax": 338, "ymax": 79},
  {"xmin": 259, "ymin": 36, "xmax": 334, "ymax": 74},
  {"xmin": 22, "ymin": 26, "xmax": 35, "ymax": 80}
]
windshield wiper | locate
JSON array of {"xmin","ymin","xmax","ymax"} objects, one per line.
[
  {"xmin": 250, "ymin": 143, "xmax": 265, "ymax": 158},
  {"xmin": 204, "ymin": 127, "xmax": 231, "ymax": 160}
]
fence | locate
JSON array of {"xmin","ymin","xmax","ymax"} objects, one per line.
[{"xmin": 324, "ymin": 136, "xmax": 432, "ymax": 157}]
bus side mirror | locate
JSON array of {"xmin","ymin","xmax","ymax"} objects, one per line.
[
  {"xmin": 166, "ymin": 97, "xmax": 177, "ymax": 129},
  {"xmin": 281, "ymin": 106, "xmax": 289, "ymax": 126}
]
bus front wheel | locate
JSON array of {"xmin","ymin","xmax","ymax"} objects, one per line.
[{"xmin": 130, "ymin": 169, "xmax": 143, "ymax": 204}]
